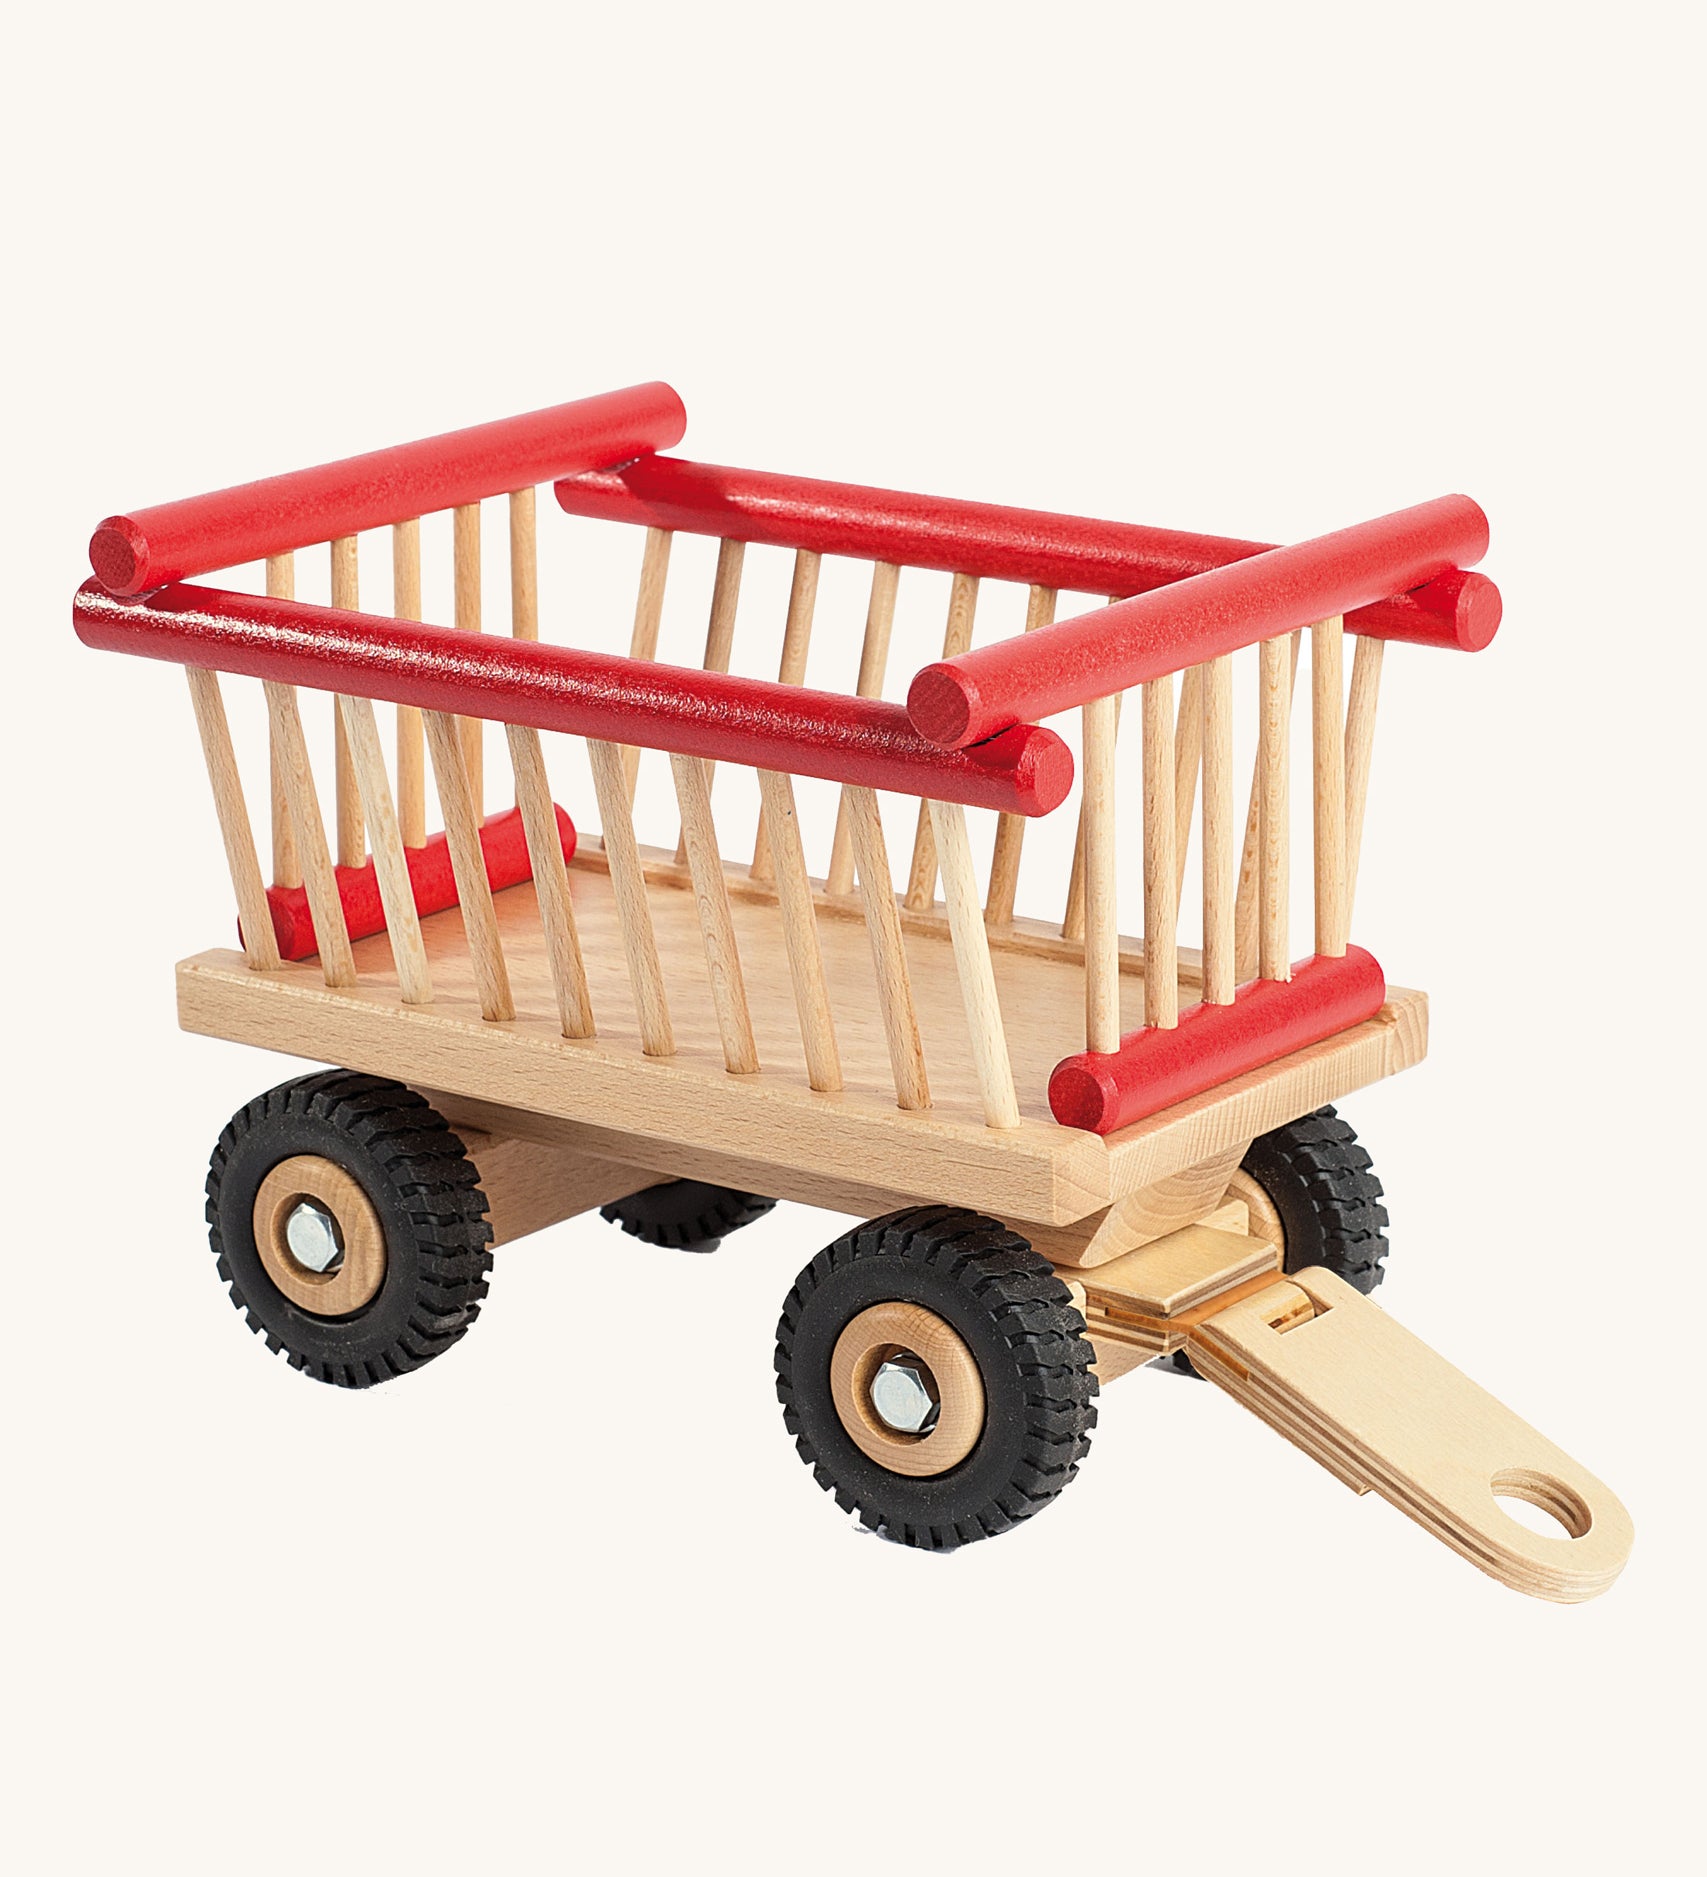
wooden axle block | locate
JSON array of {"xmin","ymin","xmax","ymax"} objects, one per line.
[{"xmin": 446, "ymin": 1123, "xmax": 654, "ymax": 1246}]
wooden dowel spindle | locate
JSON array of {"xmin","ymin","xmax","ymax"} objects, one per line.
[
  {"xmin": 509, "ymin": 487, "xmax": 538, "ymax": 642},
  {"xmin": 265, "ymin": 552, "xmax": 300, "ymax": 888},
  {"xmin": 930, "ymin": 799, "xmax": 1021, "ymax": 1129},
  {"xmin": 1082, "ymin": 694, "xmax": 1120, "ymax": 1052},
  {"xmin": 587, "ymin": 737, "xmax": 674, "ymax": 1056},
  {"xmin": 1312, "ymin": 616, "xmax": 1348, "ymax": 957},
  {"xmin": 184, "ymin": 666, "xmax": 281, "ymax": 971},
  {"xmin": 1062, "ymin": 603, "xmax": 1123, "ymax": 940},
  {"xmin": 453, "ymin": 502, "xmax": 484, "ymax": 823},
  {"xmin": 263, "ymin": 679, "xmax": 355, "ymax": 989},
  {"xmin": 1257, "ymin": 634, "xmax": 1291, "ymax": 981},
  {"xmin": 671, "ymin": 752, "xmax": 759, "ymax": 1075},
  {"xmin": 845, "ymin": 786, "xmax": 930, "ymax": 1110},
  {"xmin": 827, "ymin": 561, "xmax": 901, "ymax": 895},
  {"xmin": 1234, "ymin": 631, "xmax": 1300, "ymax": 981},
  {"xmin": 392, "ymin": 520, "xmax": 425, "ymax": 847},
  {"xmin": 1343, "ymin": 633, "xmax": 1386, "ymax": 927},
  {"xmin": 330, "ymin": 536, "xmax": 364, "ymax": 869},
  {"xmin": 1201, "ymin": 654, "xmax": 1236, "ymax": 1005},
  {"xmin": 336, "ymin": 693, "xmax": 432, "ymax": 1005},
  {"xmin": 1172, "ymin": 663, "xmax": 1204, "ymax": 902},
  {"xmin": 674, "ymin": 537, "xmax": 746, "ymax": 866},
  {"xmin": 506, "ymin": 723, "xmax": 594, "ymax": 1040},
  {"xmin": 755, "ymin": 768, "xmax": 842, "ymax": 1092},
  {"xmin": 984, "ymin": 585, "xmax": 1056, "ymax": 926},
  {"xmin": 751, "ymin": 548, "xmax": 821, "ymax": 884},
  {"xmin": 1142, "ymin": 675, "xmax": 1179, "ymax": 1028},
  {"xmin": 622, "ymin": 525, "xmax": 673, "ymax": 799},
  {"xmin": 423, "ymin": 707, "xmax": 513, "ymax": 1021},
  {"xmin": 906, "ymin": 572, "xmax": 979, "ymax": 910}
]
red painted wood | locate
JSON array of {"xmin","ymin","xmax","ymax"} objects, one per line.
[
  {"xmin": 259, "ymin": 803, "xmax": 575, "ymax": 962},
  {"xmin": 554, "ymin": 455, "xmax": 1497, "ymax": 652},
  {"xmin": 90, "ymin": 384, "xmax": 686, "ymax": 595},
  {"xmin": 909, "ymin": 497, "xmax": 1490, "ymax": 749},
  {"xmin": 74, "ymin": 580, "xmax": 1073, "ymax": 816},
  {"xmin": 1047, "ymin": 948, "xmax": 1388, "ymax": 1136}
]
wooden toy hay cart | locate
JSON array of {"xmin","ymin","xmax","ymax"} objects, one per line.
[{"xmin": 76, "ymin": 384, "xmax": 1632, "ymax": 1600}]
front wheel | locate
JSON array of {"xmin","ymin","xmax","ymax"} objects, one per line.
[
  {"xmin": 205, "ymin": 1071, "xmax": 494, "ymax": 1388},
  {"xmin": 774, "ymin": 1208, "xmax": 1098, "ymax": 1550}
]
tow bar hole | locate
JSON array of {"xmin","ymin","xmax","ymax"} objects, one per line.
[{"xmin": 1492, "ymin": 1468, "xmax": 1593, "ymax": 1541}]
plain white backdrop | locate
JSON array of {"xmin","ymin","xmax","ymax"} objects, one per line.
[{"xmin": 5, "ymin": 3, "xmax": 1702, "ymax": 1871}]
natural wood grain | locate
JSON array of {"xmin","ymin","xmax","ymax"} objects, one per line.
[
  {"xmin": 984, "ymin": 585, "xmax": 1057, "ymax": 925},
  {"xmin": 671, "ymin": 752, "xmax": 759, "ymax": 1075},
  {"xmin": 262, "ymin": 679, "xmax": 355, "ymax": 988},
  {"xmin": 751, "ymin": 548, "xmax": 822, "ymax": 883},
  {"xmin": 1172, "ymin": 662, "xmax": 1203, "ymax": 901},
  {"xmin": 674, "ymin": 537, "xmax": 746, "ymax": 865},
  {"xmin": 830, "ymin": 1301, "xmax": 986, "ymax": 1477},
  {"xmin": 1029, "ymin": 1145, "xmax": 1249, "ymax": 1268},
  {"xmin": 452, "ymin": 1125, "xmax": 652, "ymax": 1245},
  {"xmin": 265, "ymin": 552, "xmax": 301, "ymax": 888},
  {"xmin": 1235, "ymin": 631, "xmax": 1299, "ymax": 982},
  {"xmin": 1081, "ymin": 693, "xmax": 1120, "ymax": 1051},
  {"xmin": 827, "ymin": 561, "xmax": 901, "ymax": 895},
  {"xmin": 253, "ymin": 1154, "xmax": 387, "ymax": 1315},
  {"xmin": 177, "ymin": 903, "xmax": 1424, "ymax": 1232},
  {"xmin": 1312, "ymin": 616, "xmax": 1348, "ymax": 956},
  {"xmin": 453, "ymin": 502, "xmax": 484, "ymax": 821},
  {"xmin": 1142, "ymin": 674, "xmax": 1179, "ymax": 1028},
  {"xmin": 905, "ymin": 572, "xmax": 980, "ymax": 910},
  {"xmin": 1201, "ymin": 653, "xmax": 1235, "ymax": 1004},
  {"xmin": 587, "ymin": 736, "xmax": 673, "ymax": 1057},
  {"xmin": 506, "ymin": 722, "xmax": 593, "ymax": 1038},
  {"xmin": 1082, "ymin": 1220, "xmax": 1275, "ymax": 1318},
  {"xmin": 509, "ymin": 487, "xmax": 538, "ymax": 641},
  {"xmin": 755, "ymin": 768, "xmax": 843, "ymax": 1092},
  {"xmin": 1062, "ymin": 650, "xmax": 1123, "ymax": 942},
  {"xmin": 1257, "ymin": 633, "xmax": 1291, "ymax": 982},
  {"xmin": 846, "ymin": 785, "xmax": 931, "ymax": 1110},
  {"xmin": 1343, "ymin": 632, "xmax": 1385, "ymax": 927},
  {"xmin": 622, "ymin": 525, "xmax": 674, "ymax": 799},
  {"xmin": 184, "ymin": 665, "xmax": 281, "ymax": 971},
  {"xmin": 1189, "ymin": 1265, "xmax": 1634, "ymax": 1602},
  {"xmin": 337, "ymin": 692, "xmax": 432, "ymax": 1005},
  {"xmin": 392, "ymin": 519, "xmax": 426, "ymax": 848},
  {"xmin": 423, "ymin": 707, "xmax": 513, "ymax": 1021},
  {"xmin": 929, "ymin": 800, "xmax": 1020, "ymax": 1129}
]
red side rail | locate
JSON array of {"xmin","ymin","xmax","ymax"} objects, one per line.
[
  {"xmin": 554, "ymin": 455, "xmax": 1498, "ymax": 652},
  {"xmin": 73, "ymin": 580, "xmax": 1072, "ymax": 817},
  {"xmin": 910, "ymin": 496, "xmax": 1491, "ymax": 748},
  {"xmin": 90, "ymin": 384, "xmax": 687, "ymax": 595}
]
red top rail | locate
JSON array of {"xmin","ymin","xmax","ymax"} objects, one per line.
[
  {"xmin": 554, "ymin": 455, "xmax": 1499, "ymax": 653},
  {"xmin": 72, "ymin": 580, "xmax": 1072, "ymax": 817},
  {"xmin": 908, "ymin": 496, "xmax": 1491, "ymax": 749},
  {"xmin": 89, "ymin": 384, "xmax": 687, "ymax": 596}
]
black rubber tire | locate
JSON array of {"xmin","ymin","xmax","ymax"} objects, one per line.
[
  {"xmin": 774, "ymin": 1207, "xmax": 1099, "ymax": 1550},
  {"xmin": 1165, "ymin": 1104, "xmax": 1388, "ymax": 1376},
  {"xmin": 206, "ymin": 1071, "xmax": 494, "ymax": 1388},
  {"xmin": 600, "ymin": 1180, "xmax": 775, "ymax": 1252},
  {"xmin": 1242, "ymin": 1105, "xmax": 1390, "ymax": 1293}
]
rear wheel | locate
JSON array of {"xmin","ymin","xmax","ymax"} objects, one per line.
[
  {"xmin": 775, "ymin": 1207, "xmax": 1098, "ymax": 1550},
  {"xmin": 601, "ymin": 1180, "xmax": 775, "ymax": 1252},
  {"xmin": 1167, "ymin": 1104, "xmax": 1388, "ymax": 1375},
  {"xmin": 206, "ymin": 1072, "xmax": 494, "ymax": 1388}
]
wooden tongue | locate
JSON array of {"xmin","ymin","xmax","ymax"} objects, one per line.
[{"xmin": 1187, "ymin": 1266, "xmax": 1633, "ymax": 1603}]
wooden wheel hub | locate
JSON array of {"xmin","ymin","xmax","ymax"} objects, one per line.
[
  {"xmin": 252, "ymin": 1156, "xmax": 388, "ymax": 1316},
  {"xmin": 830, "ymin": 1302, "xmax": 986, "ymax": 1478}
]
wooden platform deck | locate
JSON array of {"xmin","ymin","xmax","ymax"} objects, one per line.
[{"xmin": 177, "ymin": 852, "xmax": 1428, "ymax": 1229}]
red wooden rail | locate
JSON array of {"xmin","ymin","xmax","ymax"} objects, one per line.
[
  {"xmin": 73, "ymin": 580, "xmax": 1073, "ymax": 816},
  {"xmin": 554, "ymin": 455, "xmax": 1498, "ymax": 652},
  {"xmin": 1048, "ymin": 949, "xmax": 1388, "ymax": 1135},
  {"xmin": 909, "ymin": 496, "xmax": 1491, "ymax": 748},
  {"xmin": 89, "ymin": 384, "xmax": 686, "ymax": 595}
]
